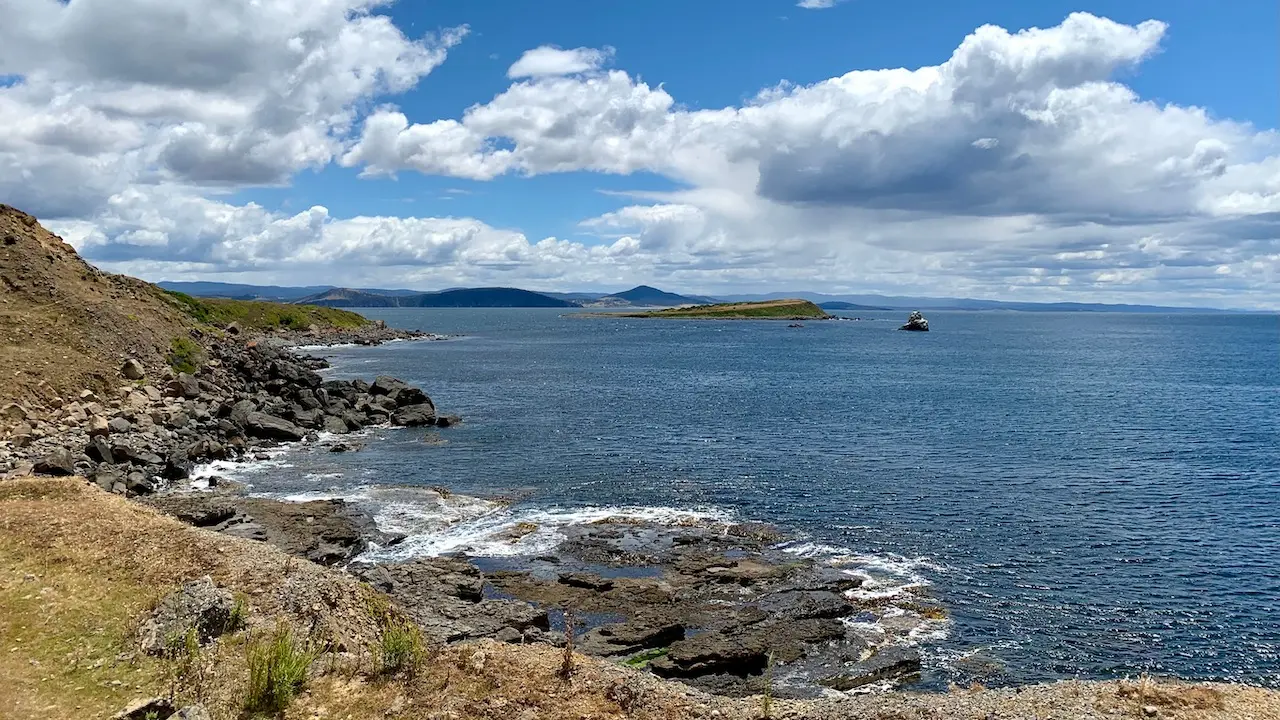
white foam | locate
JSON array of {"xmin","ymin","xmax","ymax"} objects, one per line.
[{"xmin": 361, "ymin": 502, "xmax": 734, "ymax": 563}]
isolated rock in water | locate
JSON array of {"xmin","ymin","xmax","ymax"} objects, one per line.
[
  {"xmin": 899, "ymin": 310, "xmax": 929, "ymax": 332},
  {"xmin": 33, "ymin": 447, "xmax": 75, "ymax": 476},
  {"xmin": 137, "ymin": 578, "xmax": 236, "ymax": 655},
  {"xmin": 122, "ymin": 358, "xmax": 146, "ymax": 380}
]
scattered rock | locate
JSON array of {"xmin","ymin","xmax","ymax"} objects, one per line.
[
  {"xmin": 108, "ymin": 417, "xmax": 133, "ymax": 434},
  {"xmin": 33, "ymin": 447, "xmax": 75, "ymax": 476},
  {"xmin": 86, "ymin": 415, "xmax": 110, "ymax": 437},
  {"xmin": 1, "ymin": 403, "xmax": 28, "ymax": 421},
  {"xmin": 121, "ymin": 358, "xmax": 146, "ymax": 380},
  {"xmin": 114, "ymin": 697, "xmax": 175, "ymax": 720}
]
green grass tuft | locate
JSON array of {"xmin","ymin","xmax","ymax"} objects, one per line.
[
  {"xmin": 245, "ymin": 625, "xmax": 314, "ymax": 716},
  {"xmin": 167, "ymin": 336, "xmax": 203, "ymax": 374},
  {"xmin": 378, "ymin": 620, "xmax": 426, "ymax": 676}
]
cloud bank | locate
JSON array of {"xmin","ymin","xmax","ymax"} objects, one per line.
[{"xmin": 2, "ymin": 5, "xmax": 1277, "ymax": 307}]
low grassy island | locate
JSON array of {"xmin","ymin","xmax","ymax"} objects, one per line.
[{"xmin": 594, "ymin": 298, "xmax": 833, "ymax": 320}]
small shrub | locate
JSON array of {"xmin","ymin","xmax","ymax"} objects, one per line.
[
  {"xmin": 245, "ymin": 625, "xmax": 314, "ymax": 715},
  {"xmin": 379, "ymin": 619, "xmax": 426, "ymax": 676},
  {"xmin": 226, "ymin": 594, "xmax": 249, "ymax": 633},
  {"xmin": 164, "ymin": 627, "xmax": 209, "ymax": 703},
  {"xmin": 558, "ymin": 608, "xmax": 577, "ymax": 683},
  {"xmin": 168, "ymin": 336, "xmax": 203, "ymax": 374}
]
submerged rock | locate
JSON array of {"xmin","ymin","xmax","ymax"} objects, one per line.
[{"xmin": 900, "ymin": 310, "xmax": 929, "ymax": 331}]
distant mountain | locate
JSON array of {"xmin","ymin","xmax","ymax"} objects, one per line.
[
  {"xmin": 406, "ymin": 287, "xmax": 578, "ymax": 308},
  {"xmin": 594, "ymin": 285, "xmax": 716, "ymax": 307},
  {"xmin": 294, "ymin": 288, "xmax": 403, "ymax": 307},
  {"xmin": 159, "ymin": 281, "xmax": 422, "ymax": 301},
  {"xmin": 297, "ymin": 286, "xmax": 578, "ymax": 308},
  {"xmin": 159, "ymin": 281, "xmax": 332, "ymax": 301},
  {"xmin": 818, "ymin": 301, "xmax": 891, "ymax": 311},
  {"xmin": 721, "ymin": 292, "xmax": 1234, "ymax": 313}
]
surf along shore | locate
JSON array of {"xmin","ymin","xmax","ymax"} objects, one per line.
[{"xmin": 2, "ymin": 203, "xmax": 1278, "ymax": 719}]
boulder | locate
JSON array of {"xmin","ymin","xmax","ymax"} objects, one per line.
[
  {"xmin": 244, "ymin": 412, "xmax": 306, "ymax": 441},
  {"xmin": 137, "ymin": 578, "xmax": 236, "ymax": 655},
  {"xmin": 899, "ymin": 310, "xmax": 929, "ymax": 332},
  {"xmin": 86, "ymin": 415, "xmax": 110, "ymax": 437},
  {"xmin": 168, "ymin": 706, "xmax": 211, "ymax": 720},
  {"xmin": 170, "ymin": 373, "xmax": 202, "ymax": 398},
  {"xmin": 391, "ymin": 386, "xmax": 430, "ymax": 407},
  {"xmin": 391, "ymin": 403, "xmax": 437, "ymax": 427},
  {"xmin": 322, "ymin": 414, "xmax": 350, "ymax": 434},
  {"xmin": 86, "ymin": 435, "xmax": 115, "ymax": 464},
  {"xmin": 1, "ymin": 403, "xmax": 28, "ymax": 421},
  {"xmin": 370, "ymin": 375, "xmax": 408, "ymax": 396},
  {"xmin": 121, "ymin": 358, "xmax": 146, "ymax": 380},
  {"xmin": 108, "ymin": 417, "xmax": 133, "ymax": 434},
  {"xmin": 33, "ymin": 448, "xmax": 75, "ymax": 476}
]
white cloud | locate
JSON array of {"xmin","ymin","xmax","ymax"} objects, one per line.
[
  {"xmin": 797, "ymin": 0, "xmax": 844, "ymax": 8},
  {"xmin": 507, "ymin": 45, "xmax": 614, "ymax": 78},
  {"xmin": 0, "ymin": 0, "xmax": 466, "ymax": 214},
  {"xmin": 5, "ymin": 6, "xmax": 1279, "ymax": 307}
]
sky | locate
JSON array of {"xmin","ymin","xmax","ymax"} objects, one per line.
[{"xmin": 1, "ymin": 0, "xmax": 1277, "ymax": 308}]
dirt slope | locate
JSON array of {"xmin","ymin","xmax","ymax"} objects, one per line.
[{"xmin": 0, "ymin": 205, "xmax": 193, "ymax": 409}]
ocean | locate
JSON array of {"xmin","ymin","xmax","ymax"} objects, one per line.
[{"xmin": 206, "ymin": 308, "xmax": 1280, "ymax": 688}]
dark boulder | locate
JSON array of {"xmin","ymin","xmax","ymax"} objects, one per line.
[
  {"xmin": 391, "ymin": 386, "xmax": 430, "ymax": 407},
  {"xmin": 370, "ymin": 375, "xmax": 408, "ymax": 396},
  {"xmin": 244, "ymin": 412, "xmax": 306, "ymax": 441},
  {"xmin": 899, "ymin": 310, "xmax": 929, "ymax": 332},
  {"xmin": 392, "ymin": 403, "xmax": 437, "ymax": 427},
  {"xmin": 33, "ymin": 448, "xmax": 75, "ymax": 476}
]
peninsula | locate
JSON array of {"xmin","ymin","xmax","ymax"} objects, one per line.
[{"xmin": 593, "ymin": 298, "xmax": 832, "ymax": 319}]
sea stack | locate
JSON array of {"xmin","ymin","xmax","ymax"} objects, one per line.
[{"xmin": 900, "ymin": 311, "xmax": 929, "ymax": 332}]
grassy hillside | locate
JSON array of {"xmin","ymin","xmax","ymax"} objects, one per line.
[
  {"xmin": 160, "ymin": 290, "xmax": 370, "ymax": 330},
  {"xmin": 0, "ymin": 203, "xmax": 369, "ymax": 409},
  {"xmin": 612, "ymin": 299, "xmax": 831, "ymax": 319}
]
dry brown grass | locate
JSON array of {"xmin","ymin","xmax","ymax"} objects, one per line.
[{"xmin": 2, "ymin": 477, "xmax": 1278, "ymax": 720}]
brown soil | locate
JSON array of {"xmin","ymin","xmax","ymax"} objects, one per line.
[
  {"xmin": 2, "ymin": 477, "xmax": 1277, "ymax": 720},
  {"xmin": 0, "ymin": 205, "xmax": 193, "ymax": 410}
]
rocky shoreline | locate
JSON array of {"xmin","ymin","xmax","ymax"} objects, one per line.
[
  {"xmin": 0, "ymin": 323, "xmax": 936, "ymax": 699},
  {"xmin": 0, "ymin": 324, "xmax": 448, "ymax": 489}
]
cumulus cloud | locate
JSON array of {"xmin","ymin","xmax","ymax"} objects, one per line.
[
  {"xmin": 797, "ymin": 0, "xmax": 844, "ymax": 8},
  {"xmin": 0, "ymin": 0, "xmax": 466, "ymax": 215},
  {"xmin": 334, "ymin": 12, "xmax": 1280, "ymax": 306},
  {"xmin": 5, "ymin": 6, "xmax": 1279, "ymax": 307},
  {"xmin": 507, "ymin": 45, "xmax": 614, "ymax": 78}
]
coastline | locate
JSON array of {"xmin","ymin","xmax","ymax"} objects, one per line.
[{"xmin": 2, "ymin": 326, "xmax": 1278, "ymax": 718}]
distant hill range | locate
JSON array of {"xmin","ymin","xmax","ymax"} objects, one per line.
[
  {"xmin": 157, "ymin": 282, "xmax": 1248, "ymax": 313},
  {"xmin": 294, "ymin": 287, "xmax": 578, "ymax": 308}
]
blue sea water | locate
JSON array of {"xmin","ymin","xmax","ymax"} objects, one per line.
[{"xmin": 243, "ymin": 309, "xmax": 1280, "ymax": 687}]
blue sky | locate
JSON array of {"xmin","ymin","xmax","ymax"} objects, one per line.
[
  {"xmin": 246, "ymin": 0, "xmax": 1280, "ymax": 244},
  {"xmin": 2, "ymin": 0, "xmax": 1278, "ymax": 307}
]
